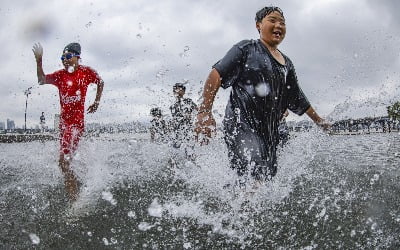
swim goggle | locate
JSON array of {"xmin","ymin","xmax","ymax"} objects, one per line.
[{"xmin": 61, "ymin": 53, "xmax": 80, "ymax": 61}]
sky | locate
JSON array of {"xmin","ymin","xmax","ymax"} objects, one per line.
[{"xmin": 1, "ymin": 0, "xmax": 400, "ymax": 128}]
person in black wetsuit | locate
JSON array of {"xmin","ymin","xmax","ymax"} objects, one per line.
[
  {"xmin": 150, "ymin": 107, "xmax": 168, "ymax": 143},
  {"xmin": 40, "ymin": 112, "xmax": 46, "ymax": 133},
  {"xmin": 278, "ymin": 110, "xmax": 290, "ymax": 146},
  {"xmin": 195, "ymin": 6, "xmax": 330, "ymax": 183},
  {"xmin": 170, "ymin": 83, "xmax": 197, "ymax": 148}
]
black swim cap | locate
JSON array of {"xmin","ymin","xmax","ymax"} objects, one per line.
[
  {"xmin": 63, "ymin": 42, "xmax": 81, "ymax": 55},
  {"xmin": 255, "ymin": 6, "xmax": 284, "ymax": 23},
  {"xmin": 173, "ymin": 82, "xmax": 186, "ymax": 91}
]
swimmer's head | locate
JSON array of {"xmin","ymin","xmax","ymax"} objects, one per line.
[
  {"xmin": 150, "ymin": 107, "xmax": 162, "ymax": 117},
  {"xmin": 255, "ymin": 6, "xmax": 285, "ymax": 23},
  {"xmin": 63, "ymin": 42, "xmax": 81, "ymax": 55},
  {"xmin": 173, "ymin": 82, "xmax": 186, "ymax": 98}
]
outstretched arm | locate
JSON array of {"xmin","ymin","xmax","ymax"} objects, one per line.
[
  {"xmin": 87, "ymin": 80, "xmax": 104, "ymax": 113},
  {"xmin": 306, "ymin": 106, "xmax": 331, "ymax": 131},
  {"xmin": 32, "ymin": 43, "xmax": 46, "ymax": 84},
  {"xmin": 194, "ymin": 68, "xmax": 221, "ymax": 145}
]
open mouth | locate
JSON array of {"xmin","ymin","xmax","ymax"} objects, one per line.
[{"xmin": 273, "ymin": 31, "xmax": 282, "ymax": 37}]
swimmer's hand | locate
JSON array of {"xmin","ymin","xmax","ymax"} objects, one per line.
[
  {"xmin": 194, "ymin": 110, "xmax": 216, "ymax": 146},
  {"xmin": 317, "ymin": 119, "xmax": 332, "ymax": 132},
  {"xmin": 87, "ymin": 101, "xmax": 99, "ymax": 113},
  {"xmin": 32, "ymin": 43, "xmax": 43, "ymax": 62}
]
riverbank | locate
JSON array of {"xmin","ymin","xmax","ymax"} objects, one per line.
[
  {"xmin": 0, "ymin": 134, "xmax": 56, "ymax": 143},
  {"xmin": 330, "ymin": 128, "xmax": 400, "ymax": 135}
]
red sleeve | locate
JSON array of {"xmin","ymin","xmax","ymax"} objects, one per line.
[
  {"xmin": 45, "ymin": 70, "xmax": 63, "ymax": 87},
  {"xmin": 87, "ymin": 67, "xmax": 102, "ymax": 85}
]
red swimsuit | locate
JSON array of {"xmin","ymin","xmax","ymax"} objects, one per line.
[{"xmin": 45, "ymin": 65, "xmax": 102, "ymax": 154}]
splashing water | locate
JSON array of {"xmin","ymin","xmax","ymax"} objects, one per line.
[
  {"xmin": 67, "ymin": 66, "xmax": 75, "ymax": 73},
  {"xmin": 0, "ymin": 128, "xmax": 399, "ymax": 248},
  {"xmin": 179, "ymin": 46, "xmax": 190, "ymax": 58}
]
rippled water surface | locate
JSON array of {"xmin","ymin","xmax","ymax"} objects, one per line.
[{"xmin": 1, "ymin": 131, "xmax": 399, "ymax": 249}]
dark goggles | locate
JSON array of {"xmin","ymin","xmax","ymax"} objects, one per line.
[{"xmin": 61, "ymin": 53, "xmax": 79, "ymax": 61}]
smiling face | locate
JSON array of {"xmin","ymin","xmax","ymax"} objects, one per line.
[{"xmin": 256, "ymin": 11, "xmax": 286, "ymax": 48}]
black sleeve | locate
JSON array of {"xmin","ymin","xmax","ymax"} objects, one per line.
[
  {"xmin": 286, "ymin": 60, "xmax": 311, "ymax": 116},
  {"xmin": 212, "ymin": 41, "xmax": 247, "ymax": 89}
]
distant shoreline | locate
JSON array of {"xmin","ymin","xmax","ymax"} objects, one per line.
[{"xmin": 0, "ymin": 134, "xmax": 56, "ymax": 143}]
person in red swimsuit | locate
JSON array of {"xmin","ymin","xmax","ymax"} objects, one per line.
[{"xmin": 32, "ymin": 42, "xmax": 104, "ymax": 201}]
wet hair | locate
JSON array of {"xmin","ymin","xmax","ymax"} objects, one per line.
[
  {"xmin": 255, "ymin": 6, "xmax": 285, "ymax": 23},
  {"xmin": 150, "ymin": 107, "xmax": 162, "ymax": 117},
  {"xmin": 173, "ymin": 82, "xmax": 186, "ymax": 91},
  {"xmin": 63, "ymin": 42, "xmax": 81, "ymax": 55}
]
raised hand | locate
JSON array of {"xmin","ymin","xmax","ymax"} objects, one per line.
[{"xmin": 32, "ymin": 43, "xmax": 43, "ymax": 62}]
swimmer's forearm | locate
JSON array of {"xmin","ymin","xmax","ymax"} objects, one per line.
[
  {"xmin": 306, "ymin": 106, "xmax": 323, "ymax": 124},
  {"xmin": 199, "ymin": 68, "xmax": 221, "ymax": 113},
  {"xmin": 94, "ymin": 80, "xmax": 104, "ymax": 104},
  {"xmin": 36, "ymin": 59, "xmax": 46, "ymax": 84}
]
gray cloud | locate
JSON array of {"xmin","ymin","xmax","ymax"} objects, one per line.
[{"xmin": 1, "ymin": 0, "xmax": 399, "ymax": 128}]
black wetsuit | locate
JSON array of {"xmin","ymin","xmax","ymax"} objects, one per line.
[
  {"xmin": 170, "ymin": 97, "xmax": 197, "ymax": 146},
  {"xmin": 278, "ymin": 119, "xmax": 290, "ymax": 146},
  {"xmin": 213, "ymin": 39, "xmax": 310, "ymax": 181},
  {"xmin": 150, "ymin": 117, "xmax": 167, "ymax": 142},
  {"xmin": 40, "ymin": 115, "xmax": 45, "ymax": 124}
]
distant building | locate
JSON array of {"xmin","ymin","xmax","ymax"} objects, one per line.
[
  {"xmin": 0, "ymin": 121, "xmax": 5, "ymax": 130},
  {"xmin": 7, "ymin": 119, "xmax": 15, "ymax": 130},
  {"xmin": 54, "ymin": 114, "xmax": 60, "ymax": 132}
]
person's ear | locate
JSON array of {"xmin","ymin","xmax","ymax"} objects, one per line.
[{"xmin": 256, "ymin": 22, "xmax": 261, "ymax": 33}]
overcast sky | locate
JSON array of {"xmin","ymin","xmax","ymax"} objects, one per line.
[{"xmin": 1, "ymin": 0, "xmax": 400, "ymax": 128}]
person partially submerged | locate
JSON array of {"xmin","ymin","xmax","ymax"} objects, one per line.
[
  {"xmin": 195, "ymin": 6, "xmax": 330, "ymax": 183},
  {"xmin": 150, "ymin": 107, "xmax": 168, "ymax": 143},
  {"xmin": 32, "ymin": 42, "xmax": 104, "ymax": 201},
  {"xmin": 169, "ymin": 82, "xmax": 197, "ymax": 148}
]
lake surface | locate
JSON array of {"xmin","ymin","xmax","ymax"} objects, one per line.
[{"xmin": 1, "ymin": 131, "xmax": 399, "ymax": 249}]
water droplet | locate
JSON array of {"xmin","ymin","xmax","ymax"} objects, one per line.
[
  {"xmin": 255, "ymin": 82, "xmax": 270, "ymax": 97},
  {"xmin": 148, "ymin": 198, "xmax": 163, "ymax": 217},
  {"xmin": 156, "ymin": 69, "xmax": 169, "ymax": 79},
  {"xmin": 179, "ymin": 46, "xmax": 190, "ymax": 58},
  {"xmin": 29, "ymin": 233, "xmax": 40, "ymax": 245},
  {"xmin": 85, "ymin": 21, "xmax": 92, "ymax": 28},
  {"xmin": 67, "ymin": 66, "xmax": 75, "ymax": 73},
  {"xmin": 101, "ymin": 191, "xmax": 117, "ymax": 205},
  {"xmin": 138, "ymin": 222, "xmax": 154, "ymax": 231},
  {"xmin": 136, "ymin": 33, "xmax": 142, "ymax": 39},
  {"xmin": 128, "ymin": 211, "xmax": 136, "ymax": 218}
]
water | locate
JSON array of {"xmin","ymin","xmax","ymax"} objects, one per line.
[{"xmin": 0, "ymin": 131, "xmax": 399, "ymax": 249}]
